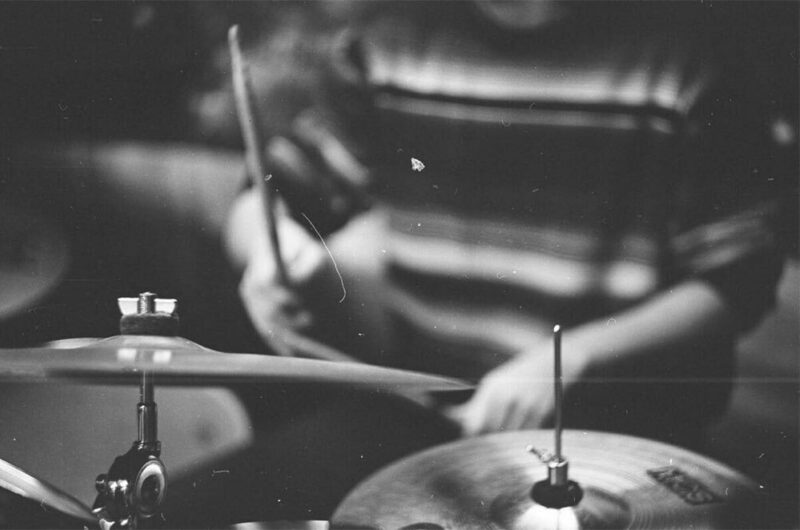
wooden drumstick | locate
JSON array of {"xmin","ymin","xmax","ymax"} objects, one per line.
[{"xmin": 228, "ymin": 25, "xmax": 287, "ymax": 283}]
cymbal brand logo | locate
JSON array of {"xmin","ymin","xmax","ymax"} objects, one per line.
[{"xmin": 647, "ymin": 466, "xmax": 721, "ymax": 505}]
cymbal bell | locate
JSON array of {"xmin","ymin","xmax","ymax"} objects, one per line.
[
  {"xmin": 0, "ymin": 335, "xmax": 469, "ymax": 392},
  {"xmin": 333, "ymin": 430, "xmax": 763, "ymax": 529}
]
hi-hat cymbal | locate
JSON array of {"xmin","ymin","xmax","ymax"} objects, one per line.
[
  {"xmin": 0, "ymin": 335, "xmax": 468, "ymax": 392},
  {"xmin": 0, "ymin": 458, "xmax": 95, "ymax": 525},
  {"xmin": 333, "ymin": 430, "xmax": 762, "ymax": 530}
]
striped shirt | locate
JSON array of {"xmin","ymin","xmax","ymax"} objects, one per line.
[{"xmin": 264, "ymin": 4, "xmax": 783, "ymax": 429}]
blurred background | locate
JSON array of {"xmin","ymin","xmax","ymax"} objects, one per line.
[{"xmin": 0, "ymin": 1, "xmax": 796, "ymax": 527}]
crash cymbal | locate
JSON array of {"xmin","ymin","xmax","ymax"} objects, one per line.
[
  {"xmin": 0, "ymin": 335, "xmax": 469, "ymax": 392},
  {"xmin": 333, "ymin": 430, "xmax": 763, "ymax": 530},
  {"xmin": 0, "ymin": 201, "xmax": 69, "ymax": 320},
  {"xmin": 0, "ymin": 457, "xmax": 95, "ymax": 525}
]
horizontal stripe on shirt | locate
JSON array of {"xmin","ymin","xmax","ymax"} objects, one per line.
[
  {"xmin": 671, "ymin": 204, "xmax": 779, "ymax": 275},
  {"xmin": 375, "ymin": 93, "xmax": 679, "ymax": 135},
  {"xmin": 363, "ymin": 11, "xmax": 715, "ymax": 116},
  {"xmin": 387, "ymin": 207, "xmax": 660, "ymax": 301}
]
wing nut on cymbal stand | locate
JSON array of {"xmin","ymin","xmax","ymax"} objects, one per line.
[{"xmin": 92, "ymin": 293, "xmax": 172, "ymax": 529}]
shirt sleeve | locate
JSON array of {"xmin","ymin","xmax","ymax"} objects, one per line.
[{"xmin": 668, "ymin": 68, "xmax": 785, "ymax": 332}]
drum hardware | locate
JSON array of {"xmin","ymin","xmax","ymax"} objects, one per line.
[
  {"xmin": 0, "ymin": 292, "xmax": 769, "ymax": 528},
  {"xmin": 332, "ymin": 430, "xmax": 763, "ymax": 529},
  {"xmin": 92, "ymin": 293, "xmax": 173, "ymax": 529},
  {"xmin": 0, "ymin": 292, "xmax": 470, "ymax": 528},
  {"xmin": 0, "ymin": 332, "xmax": 469, "ymax": 391},
  {"xmin": 528, "ymin": 325, "xmax": 583, "ymax": 512}
]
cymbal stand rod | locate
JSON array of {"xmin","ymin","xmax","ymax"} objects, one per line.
[
  {"xmin": 137, "ymin": 371, "xmax": 157, "ymax": 450},
  {"xmin": 553, "ymin": 324, "xmax": 563, "ymax": 462},
  {"xmin": 94, "ymin": 292, "xmax": 170, "ymax": 528},
  {"xmin": 229, "ymin": 24, "xmax": 287, "ymax": 284},
  {"xmin": 141, "ymin": 371, "xmax": 153, "ymax": 403},
  {"xmin": 529, "ymin": 325, "xmax": 583, "ymax": 507}
]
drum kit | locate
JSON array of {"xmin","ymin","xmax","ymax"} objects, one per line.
[
  {"xmin": 0, "ymin": 23, "xmax": 767, "ymax": 530},
  {"xmin": 0, "ymin": 291, "xmax": 764, "ymax": 529}
]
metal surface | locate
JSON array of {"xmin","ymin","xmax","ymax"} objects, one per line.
[
  {"xmin": 0, "ymin": 335, "xmax": 469, "ymax": 391},
  {"xmin": 94, "ymin": 351, "xmax": 166, "ymax": 530},
  {"xmin": 547, "ymin": 458, "xmax": 569, "ymax": 488},
  {"xmin": 333, "ymin": 430, "xmax": 762, "ymax": 530},
  {"xmin": 553, "ymin": 325, "xmax": 563, "ymax": 465},
  {"xmin": 137, "ymin": 372, "xmax": 158, "ymax": 451},
  {"xmin": 137, "ymin": 292, "xmax": 157, "ymax": 315},
  {"xmin": 229, "ymin": 522, "xmax": 329, "ymax": 530},
  {"xmin": 118, "ymin": 295, "xmax": 177, "ymax": 317},
  {"xmin": 0, "ymin": 457, "xmax": 96, "ymax": 524},
  {"xmin": 93, "ymin": 448, "xmax": 167, "ymax": 528}
]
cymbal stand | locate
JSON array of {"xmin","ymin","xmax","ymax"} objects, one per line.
[
  {"xmin": 92, "ymin": 293, "xmax": 174, "ymax": 529},
  {"xmin": 529, "ymin": 325, "xmax": 583, "ymax": 509}
]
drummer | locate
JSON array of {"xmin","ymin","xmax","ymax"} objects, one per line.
[{"xmin": 224, "ymin": 1, "xmax": 785, "ymax": 449}]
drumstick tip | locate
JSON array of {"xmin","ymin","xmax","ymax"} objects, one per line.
[{"xmin": 228, "ymin": 24, "xmax": 240, "ymax": 46}]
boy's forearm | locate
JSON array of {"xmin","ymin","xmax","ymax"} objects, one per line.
[{"xmin": 565, "ymin": 280, "xmax": 736, "ymax": 375}]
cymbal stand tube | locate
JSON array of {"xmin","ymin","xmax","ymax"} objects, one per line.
[
  {"xmin": 137, "ymin": 372, "xmax": 158, "ymax": 451},
  {"xmin": 549, "ymin": 325, "xmax": 568, "ymax": 488},
  {"xmin": 529, "ymin": 324, "xmax": 582, "ymax": 507},
  {"xmin": 554, "ymin": 325, "xmax": 562, "ymax": 464}
]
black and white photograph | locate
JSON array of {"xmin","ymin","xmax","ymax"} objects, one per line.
[{"xmin": 0, "ymin": 1, "xmax": 797, "ymax": 528}]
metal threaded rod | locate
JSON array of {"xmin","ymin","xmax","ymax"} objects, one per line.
[
  {"xmin": 137, "ymin": 292, "xmax": 157, "ymax": 314},
  {"xmin": 138, "ymin": 372, "xmax": 157, "ymax": 446},
  {"xmin": 554, "ymin": 324, "xmax": 563, "ymax": 461}
]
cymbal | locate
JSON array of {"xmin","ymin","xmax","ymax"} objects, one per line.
[
  {"xmin": 0, "ymin": 458, "xmax": 95, "ymax": 525},
  {"xmin": 230, "ymin": 522, "xmax": 329, "ymax": 530},
  {"xmin": 333, "ymin": 430, "xmax": 762, "ymax": 529},
  {"xmin": 0, "ymin": 335, "xmax": 468, "ymax": 392},
  {"xmin": 0, "ymin": 201, "xmax": 69, "ymax": 320}
]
